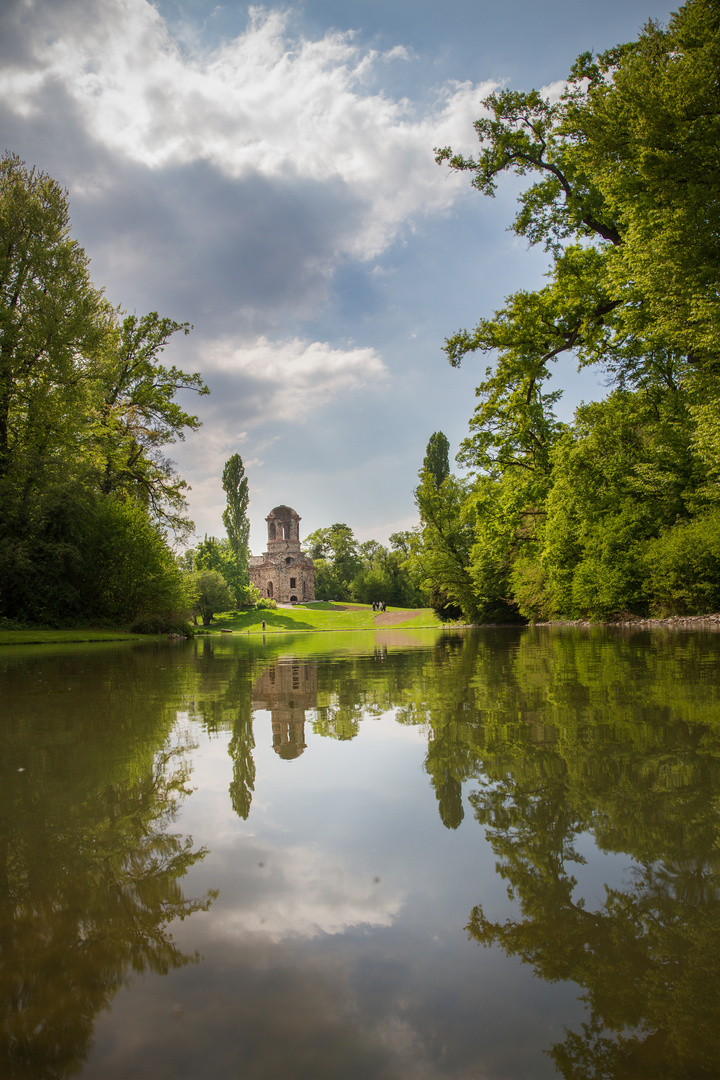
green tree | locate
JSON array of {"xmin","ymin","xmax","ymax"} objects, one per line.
[
  {"xmin": 643, "ymin": 509, "xmax": 720, "ymax": 615},
  {"xmin": 303, "ymin": 524, "xmax": 362, "ymax": 600},
  {"xmin": 0, "ymin": 154, "xmax": 206, "ymax": 628},
  {"xmin": 95, "ymin": 313, "xmax": 208, "ymax": 535},
  {"xmin": 436, "ymin": 0, "xmax": 720, "ymax": 374},
  {"xmin": 88, "ymin": 496, "xmax": 192, "ymax": 630},
  {"xmin": 190, "ymin": 568, "xmax": 232, "ymax": 626},
  {"xmin": 349, "ymin": 538, "xmax": 427, "ymax": 607},
  {"xmin": 423, "ymin": 431, "xmax": 450, "ymax": 488},
  {"xmin": 0, "ymin": 154, "xmax": 108, "ymax": 486},
  {"xmin": 194, "ymin": 535, "xmax": 225, "ymax": 573},
  {"xmin": 414, "ymin": 433, "xmax": 477, "ymax": 621},
  {"xmin": 430, "ymin": 0, "xmax": 720, "ymax": 621},
  {"xmin": 540, "ymin": 379, "xmax": 700, "ymax": 619},
  {"xmin": 0, "ymin": 485, "xmax": 192, "ymax": 628},
  {"xmin": 221, "ymin": 453, "xmax": 251, "ymax": 605},
  {"xmin": 192, "ymin": 535, "xmax": 254, "ymax": 607}
]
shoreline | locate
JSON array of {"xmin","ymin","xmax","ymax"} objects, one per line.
[
  {"xmin": 4, "ymin": 612, "xmax": 720, "ymax": 647},
  {"xmin": 534, "ymin": 613, "xmax": 720, "ymax": 631}
]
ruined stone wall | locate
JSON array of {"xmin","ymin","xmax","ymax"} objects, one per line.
[
  {"xmin": 248, "ymin": 553, "xmax": 315, "ymax": 602},
  {"xmin": 248, "ymin": 504, "xmax": 315, "ymax": 602}
]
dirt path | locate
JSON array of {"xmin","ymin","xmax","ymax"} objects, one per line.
[
  {"xmin": 326, "ymin": 603, "xmax": 419, "ymax": 626},
  {"xmin": 372, "ymin": 610, "xmax": 417, "ymax": 626}
]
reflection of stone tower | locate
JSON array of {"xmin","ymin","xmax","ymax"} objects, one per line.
[
  {"xmin": 252, "ymin": 660, "xmax": 318, "ymax": 759},
  {"xmin": 248, "ymin": 505, "xmax": 315, "ymax": 603}
]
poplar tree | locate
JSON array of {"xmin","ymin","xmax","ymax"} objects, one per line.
[
  {"xmin": 422, "ymin": 432, "xmax": 450, "ymax": 490},
  {"xmin": 414, "ymin": 432, "xmax": 477, "ymax": 622},
  {"xmin": 221, "ymin": 453, "xmax": 250, "ymax": 603}
]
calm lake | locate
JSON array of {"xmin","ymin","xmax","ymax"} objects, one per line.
[{"xmin": 2, "ymin": 626, "xmax": 720, "ymax": 1079}]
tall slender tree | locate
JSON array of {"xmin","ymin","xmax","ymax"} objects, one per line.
[
  {"xmin": 414, "ymin": 432, "xmax": 477, "ymax": 621},
  {"xmin": 422, "ymin": 431, "xmax": 450, "ymax": 490},
  {"xmin": 221, "ymin": 453, "xmax": 250, "ymax": 604}
]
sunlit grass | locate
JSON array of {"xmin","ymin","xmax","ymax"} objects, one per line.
[
  {"xmin": 204, "ymin": 601, "xmax": 446, "ymax": 635},
  {"xmin": 0, "ymin": 628, "xmax": 149, "ymax": 645},
  {"xmin": 0, "ymin": 603, "xmax": 448, "ymax": 646}
]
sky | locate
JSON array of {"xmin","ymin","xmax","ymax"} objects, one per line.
[{"xmin": 1, "ymin": 0, "xmax": 677, "ymax": 552}]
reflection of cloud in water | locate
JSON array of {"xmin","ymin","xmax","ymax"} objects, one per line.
[{"xmin": 209, "ymin": 842, "xmax": 405, "ymax": 942}]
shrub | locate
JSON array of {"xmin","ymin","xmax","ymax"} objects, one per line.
[
  {"xmin": 88, "ymin": 497, "xmax": 192, "ymax": 626},
  {"xmin": 255, "ymin": 597, "xmax": 277, "ymax": 609},
  {"xmin": 643, "ymin": 510, "xmax": 720, "ymax": 615},
  {"xmin": 189, "ymin": 569, "xmax": 233, "ymax": 625}
]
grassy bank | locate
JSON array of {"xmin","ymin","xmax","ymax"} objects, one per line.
[
  {"xmin": 0, "ymin": 603, "xmax": 446, "ymax": 646},
  {"xmin": 202, "ymin": 601, "xmax": 445, "ymax": 635},
  {"xmin": 0, "ymin": 628, "xmax": 152, "ymax": 646}
]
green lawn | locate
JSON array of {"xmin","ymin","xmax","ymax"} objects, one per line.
[
  {"xmin": 0, "ymin": 628, "xmax": 151, "ymax": 646},
  {"xmin": 202, "ymin": 602, "xmax": 446, "ymax": 635},
  {"xmin": 0, "ymin": 603, "xmax": 447, "ymax": 646}
]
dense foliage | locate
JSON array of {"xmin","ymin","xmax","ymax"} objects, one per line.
[
  {"xmin": 178, "ymin": 452, "xmax": 259, "ymax": 617},
  {"xmin": 302, "ymin": 522, "xmax": 427, "ymax": 607},
  {"xmin": 0, "ymin": 155, "xmax": 205, "ymax": 628},
  {"xmin": 424, "ymin": 0, "xmax": 720, "ymax": 622}
]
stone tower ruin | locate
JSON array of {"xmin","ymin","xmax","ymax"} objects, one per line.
[{"xmin": 248, "ymin": 505, "xmax": 316, "ymax": 603}]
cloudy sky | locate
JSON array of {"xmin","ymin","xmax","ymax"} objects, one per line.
[{"xmin": 2, "ymin": 0, "xmax": 676, "ymax": 550}]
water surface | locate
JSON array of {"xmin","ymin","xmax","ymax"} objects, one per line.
[{"xmin": 2, "ymin": 627, "xmax": 720, "ymax": 1078}]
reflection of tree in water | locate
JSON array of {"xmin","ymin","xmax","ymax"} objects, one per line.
[
  {"xmin": 0, "ymin": 648, "xmax": 216, "ymax": 1080},
  {"xmin": 458, "ymin": 630, "xmax": 720, "ymax": 1079},
  {"xmin": 215, "ymin": 636, "xmax": 480, "ymax": 822},
  {"xmin": 228, "ymin": 709, "xmax": 255, "ymax": 819},
  {"xmin": 366, "ymin": 627, "xmax": 720, "ymax": 1075},
  {"xmin": 396, "ymin": 632, "xmax": 496, "ymax": 830},
  {"xmin": 468, "ymin": 794, "xmax": 720, "ymax": 1076},
  {"xmin": 164, "ymin": 628, "xmax": 720, "ymax": 1077},
  {"xmin": 433, "ymin": 773, "xmax": 464, "ymax": 830},
  {"xmin": 186, "ymin": 639, "xmax": 257, "ymax": 819},
  {"xmin": 187, "ymin": 627, "xmax": 720, "ymax": 1074}
]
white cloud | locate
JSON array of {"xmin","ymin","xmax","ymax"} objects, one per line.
[
  {"xmin": 210, "ymin": 842, "xmax": 405, "ymax": 943},
  {"xmin": 382, "ymin": 44, "xmax": 413, "ymax": 63},
  {"xmin": 167, "ymin": 334, "xmax": 387, "ymax": 535},
  {"xmin": 174, "ymin": 420, "xmax": 247, "ymax": 468},
  {"xmin": 540, "ymin": 78, "xmax": 568, "ymax": 103},
  {"xmin": 1, "ymin": 0, "xmax": 493, "ymax": 259},
  {"xmin": 201, "ymin": 335, "xmax": 388, "ymax": 420}
]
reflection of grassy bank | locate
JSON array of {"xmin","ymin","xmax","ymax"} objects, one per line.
[
  {"xmin": 206, "ymin": 602, "xmax": 445, "ymax": 635},
  {"xmin": 198, "ymin": 627, "xmax": 457, "ymax": 662}
]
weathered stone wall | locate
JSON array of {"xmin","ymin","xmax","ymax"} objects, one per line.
[
  {"xmin": 249, "ymin": 555, "xmax": 315, "ymax": 602},
  {"xmin": 248, "ymin": 504, "xmax": 315, "ymax": 602}
]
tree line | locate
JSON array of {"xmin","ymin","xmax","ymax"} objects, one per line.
[
  {"xmin": 0, "ymin": 152, "xmax": 269, "ymax": 631},
  {"xmin": 0, "ymin": 150, "xmax": 426, "ymax": 627},
  {"xmin": 0, "ymin": 153, "xmax": 216, "ymax": 630},
  {"xmin": 412, "ymin": 0, "xmax": 720, "ymax": 623},
  {"xmin": 301, "ymin": 523, "xmax": 427, "ymax": 607}
]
